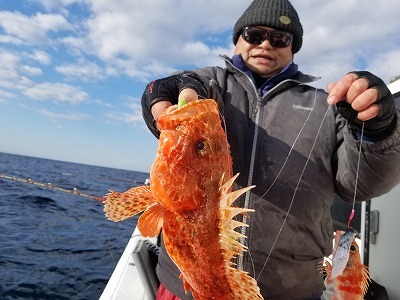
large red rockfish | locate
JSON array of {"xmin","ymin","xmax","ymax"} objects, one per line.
[{"xmin": 103, "ymin": 99, "xmax": 262, "ymax": 299}]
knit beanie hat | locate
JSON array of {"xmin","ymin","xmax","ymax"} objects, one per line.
[{"xmin": 233, "ymin": 0, "xmax": 303, "ymax": 53}]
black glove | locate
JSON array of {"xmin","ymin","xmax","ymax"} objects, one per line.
[
  {"xmin": 336, "ymin": 71, "xmax": 397, "ymax": 140},
  {"xmin": 142, "ymin": 71, "xmax": 208, "ymax": 107},
  {"xmin": 141, "ymin": 71, "xmax": 208, "ymax": 137}
]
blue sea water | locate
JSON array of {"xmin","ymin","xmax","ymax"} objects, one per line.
[{"xmin": 0, "ymin": 152, "xmax": 149, "ymax": 300}]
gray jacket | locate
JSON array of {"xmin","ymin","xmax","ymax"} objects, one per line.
[{"xmin": 153, "ymin": 56, "xmax": 400, "ymax": 299}]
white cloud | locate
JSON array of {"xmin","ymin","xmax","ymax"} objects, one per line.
[
  {"xmin": 1, "ymin": 0, "xmax": 399, "ymax": 95},
  {"xmin": 58, "ymin": 1, "xmax": 247, "ymax": 80},
  {"xmin": 55, "ymin": 60, "xmax": 117, "ymax": 81},
  {"xmin": 0, "ymin": 34, "xmax": 25, "ymax": 45},
  {"xmin": 105, "ymin": 97, "xmax": 144, "ymax": 125},
  {"xmin": 294, "ymin": 0, "xmax": 400, "ymax": 85},
  {"xmin": 23, "ymin": 82, "xmax": 88, "ymax": 104},
  {"xmin": 49, "ymin": 0, "xmax": 399, "ymax": 86},
  {"xmin": 363, "ymin": 50, "xmax": 400, "ymax": 84},
  {"xmin": 0, "ymin": 49, "xmax": 33, "ymax": 90},
  {"xmin": 38, "ymin": 108, "xmax": 89, "ymax": 121},
  {"xmin": 0, "ymin": 11, "xmax": 72, "ymax": 44},
  {"xmin": 35, "ymin": 0, "xmax": 83, "ymax": 11},
  {"xmin": 20, "ymin": 65, "xmax": 43, "ymax": 76},
  {"xmin": 0, "ymin": 49, "xmax": 21, "ymax": 69},
  {"xmin": 105, "ymin": 111, "xmax": 144, "ymax": 125},
  {"xmin": 0, "ymin": 88, "xmax": 16, "ymax": 103},
  {"xmin": 0, "ymin": 49, "xmax": 89, "ymax": 104},
  {"xmin": 28, "ymin": 50, "xmax": 52, "ymax": 65}
]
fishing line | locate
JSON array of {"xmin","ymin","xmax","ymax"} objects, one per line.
[
  {"xmin": 254, "ymin": 66, "xmax": 335, "ymax": 205},
  {"xmin": 347, "ymin": 121, "xmax": 365, "ymax": 229},
  {"xmin": 253, "ymin": 66, "xmax": 337, "ymax": 280},
  {"xmin": 238, "ymin": 78, "xmax": 321, "ymax": 274},
  {"xmin": 252, "ymin": 92, "xmax": 318, "ymax": 206},
  {"xmin": 248, "ymin": 86, "xmax": 319, "ymax": 279},
  {"xmin": 256, "ymin": 104, "xmax": 332, "ymax": 281}
]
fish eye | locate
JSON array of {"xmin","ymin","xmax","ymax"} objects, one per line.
[
  {"xmin": 350, "ymin": 244, "xmax": 356, "ymax": 252},
  {"xmin": 196, "ymin": 140, "xmax": 206, "ymax": 152}
]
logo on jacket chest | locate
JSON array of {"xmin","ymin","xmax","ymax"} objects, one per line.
[{"xmin": 293, "ymin": 104, "xmax": 314, "ymax": 111}]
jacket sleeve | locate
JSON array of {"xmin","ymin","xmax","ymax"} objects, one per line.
[{"xmin": 334, "ymin": 110, "xmax": 400, "ymax": 202}]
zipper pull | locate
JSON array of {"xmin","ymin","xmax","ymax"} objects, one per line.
[{"xmin": 253, "ymin": 105, "xmax": 259, "ymax": 118}]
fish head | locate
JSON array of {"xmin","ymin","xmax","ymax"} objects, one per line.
[
  {"xmin": 331, "ymin": 228, "xmax": 358, "ymax": 278},
  {"xmin": 150, "ymin": 99, "xmax": 233, "ymax": 213}
]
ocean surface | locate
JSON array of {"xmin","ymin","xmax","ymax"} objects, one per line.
[{"xmin": 0, "ymin": 152, "xmax": 149, "ymax": 300}]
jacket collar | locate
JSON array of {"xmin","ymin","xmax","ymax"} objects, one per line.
[
  {"xmin": 221, "ymin": 54, "xmax": 320, "ymax": 93},
  {"xmin": 231, "ymin": 54, "xmax": 298, "ymax": 92}
]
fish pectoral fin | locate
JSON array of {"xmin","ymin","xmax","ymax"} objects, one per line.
[
  {"xmin": 103, "ymin": 185, "xmax": 155, "ymax": 222},
  {"xmin": 179, "ymin": 274, "xmax": 192, "ymax": 294},
  {"xmin": 323, "ymin": 260, "xmax": 333, "ymax": 284},
  {"xmin": 137, "ymin": 203, "xmax": 164, "ymax": 237}
]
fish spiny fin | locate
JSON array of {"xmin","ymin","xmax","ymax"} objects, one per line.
[
  {"xmin": 226, "ymin": 267, "xmax": 263, "ymax": 300},
  {"xmin": 220, "ymin": 185, "xmax": 255, "ymax": 208},
  {"xmin": 221, "ymin": 206, "xmax": 254, "ymax": 219},
  {"xmin": 218, "ymin": 174, "xmax": 262, "ymax": 299},
  {"xmin": 361, "ymin": 264, "xmax": 371, "ymax": 296},
  {"xmin": 219, "ymin": 173, "xmax": 254, "ymax": 261},
  {"xmin": 137, "ymin": 203, "xmax": 163, "ymax": 237},
  {"xmin": 103, "ymin": 186, "xmax": 155, "ymax": 222},
  {"xmin": 219, "ymin": 172, "xmax": 238, "ymax": 196}
]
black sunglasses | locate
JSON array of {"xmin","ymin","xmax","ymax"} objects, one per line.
[{"xmin": 242, "ymin": 26, "xmax": 293, "ymax": 48}]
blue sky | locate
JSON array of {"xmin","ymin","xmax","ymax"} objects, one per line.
[{"xmin": 0, "ymin": 0, "xmax": 399, "ymax": 173}]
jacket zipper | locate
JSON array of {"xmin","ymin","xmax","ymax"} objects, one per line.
[
  {"xmin": 237, "ymin": 80, "xmax": 303, "ymax": 270},
  {"xmin": 222, "ymin": 57, "xmax": 318, "ymax": 271},
  {"xmin": 223, "ymin": 59, "xmax": 266, "ymax": 270}
]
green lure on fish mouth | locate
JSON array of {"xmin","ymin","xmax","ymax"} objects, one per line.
[{"xmin": 178, "ymin": 98, "xmax": 186, "ymax": 108}]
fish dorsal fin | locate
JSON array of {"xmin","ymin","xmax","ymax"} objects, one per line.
[
  {"xmin": 218, "ymin": 173, "xmax": 262, "ymax": 299},
  {"xmin": 219, "ymin": 173, "xmax": 254, "ymax": 261},
  {"xmin": 226, "ymin": 267, "xmax": 263, "ymax": 300},
  {"xmin": 138, "ymin": 203, "xmax": 164, "ymax": 237},
  {"xmin": 103, "ymin": 185, "xmax": 155, "ymax": 222}
]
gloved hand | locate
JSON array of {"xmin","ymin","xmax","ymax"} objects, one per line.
[
  {"xmin": 335, "ymin": 71, "xmax": 396, "ymax": 140},
  {"xmin": 142, "ymin": 71, "xmax": 208, "ymax": 108},
  {"xmin": 141, "ymin": 71, "xmax": 208, "ymax": 137}
]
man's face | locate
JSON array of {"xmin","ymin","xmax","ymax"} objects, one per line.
[{"xmin": 234, "ymin": 26, "xmax": 294, "ymax": 77}]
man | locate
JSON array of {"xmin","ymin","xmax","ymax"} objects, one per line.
[{"xmin": 141, "ymin": 0, "xmax": 400, "ymax": 299}]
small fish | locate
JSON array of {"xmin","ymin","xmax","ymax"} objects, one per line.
[
  {"xmin": 103, "ymin": 99, "xmax": 263, "ymax": 300},
  {"xmin": 323, "ymin": 229, "xmax": 370, "ymax": 300},
  {"xmin": 331, "ymin": 228, "xmax": 358, "ymax": 279}
]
